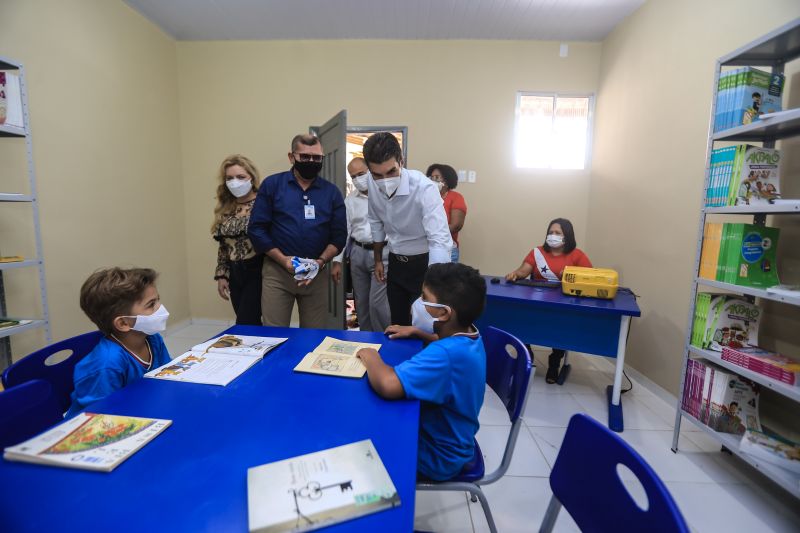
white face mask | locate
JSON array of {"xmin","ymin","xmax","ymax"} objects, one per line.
[
  {"xmin": 410, "ymin": 297, "xmax": 451, "ymax": 334},
  {"xmin": 125, "ymin": 304, "xmax": 170, "ymax": 335},
  {"xmin": 226, "ymin": 178, "xmax": 252, "ymax": 198},
  {"xmin": 376, "ymin": 176, "xmax": 401, "ymax": 198},
  {"xmin": 546, "ymin": 234, "xmax": 564, "ymax": 248},
  {"xmin": 434, "ymin": 180, "xmax": 445, "ymax": 192},
  {"xmin": 352, "ymin": 174, "xmax": 369, "ymax": 193}
]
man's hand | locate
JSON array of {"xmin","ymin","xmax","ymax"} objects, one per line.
[
  {"xmin": 374, "ymin": 260, "xmax": 386, "ymax": 283},
  {"xmin": 283, "ymin": 256, "xmax": 295, "ymax": 275},
  {"xmin": 384, "ymin": 325, "xmax": 419, "ymax": 339},
  {"xmin": 217, "ymin": 279, "xmax": 230, "ymax": 300},
  {"xmin": 331, "ymin": 261, "xmax": 342, "ymax": 283}
]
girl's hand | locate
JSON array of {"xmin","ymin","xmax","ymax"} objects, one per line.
[{"xmin": 217, "ymin": 278, "xmax": 230, "ymax": 300}]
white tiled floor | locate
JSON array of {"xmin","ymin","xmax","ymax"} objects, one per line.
[{"xmin": 165, "ymin": 325, "xmax": 800, "ymax": 532}]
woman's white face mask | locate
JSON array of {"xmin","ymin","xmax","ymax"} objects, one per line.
[{"xmin": 226, "ymin": 177, "xmax": 252, "ymax": 198}]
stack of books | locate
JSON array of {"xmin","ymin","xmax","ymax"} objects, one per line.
[
  {"xmin": 721, "ymin": 345, "xmax": 800, "ymax": 387},
  {"xmin": 691, "ymin": 294, "xmax": 760, "ymax": 351},
  {"xmin": 681, "ymin": 359, "xmax": 761, "ymax": 435},
  {"xmin": 705, "ymin": 145, "xmax": 781, "ymax": 207},
  {"xmin": 698, "ymin": 222, "xmax": 780, "ymax": 288},
  {"xmin": 713, "ymin": 67, "xmax": 784, "ymax": 132}
]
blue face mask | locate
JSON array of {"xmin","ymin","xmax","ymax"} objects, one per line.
[{"xmin": 410, "ymin": 297, "xmax": 451, "ymax": 334}]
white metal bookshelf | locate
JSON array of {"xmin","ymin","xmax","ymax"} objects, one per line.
[
  {"xmin": 671, "ymin": 18, "xmax": 800, "ymax": 500},
  {"xmin": 0, "ymin": 55, "xmax": 51, "ymax": 369}
]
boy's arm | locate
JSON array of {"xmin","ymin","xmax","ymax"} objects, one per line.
[
  {"xmin": 356, "ymin": 348, "xmax": 406, "ymax": 400},
  {"xmin": 385, "ymin": 325, "xmax": 438, "ymax": 343}
]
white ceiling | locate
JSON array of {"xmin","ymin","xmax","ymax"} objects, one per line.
[{"xmin": 123, "ymin": 0, "xmax": 646, "ymax": 41}]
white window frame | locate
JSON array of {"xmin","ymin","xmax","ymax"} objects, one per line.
[{"xmin": 514, "ymin": 91, "xmax": 595, "ymax": 170}]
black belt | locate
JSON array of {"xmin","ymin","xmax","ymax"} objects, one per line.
[
  {"xmin": 353, "ymin": 240, "xmax": 386, "ymax": 250},
  {"xmin": 389, "ymin": 252, "xmax": 429, "ymax": 263}
]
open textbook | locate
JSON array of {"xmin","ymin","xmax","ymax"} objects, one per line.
[
  {"xmin": 145, "ymin": 334, "xmax": 288, "ymax": 386},
  {"xmin": 248, "ymin": 439, "xmax": 399, "ymax": 533},
  {"xmin": 294, "ymin": 336, "xmax": 382, "ymax": 379},
  {"xmin": 3, "ymin": 413, "xmax": 171, "ymax": 472}
]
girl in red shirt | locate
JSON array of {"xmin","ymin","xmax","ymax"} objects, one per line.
[{"xmin": 505, "ymin": 218, "xmax": 592, "ymax": 383}]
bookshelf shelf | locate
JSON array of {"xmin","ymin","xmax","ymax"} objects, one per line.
[
  {"xmin": 673, "ymin": 20, "xmax": 800, "ymax": 499},
  {"xmin": 0, "ymin": 319, "xmax": 46, "ymax": 341},
  {"xmin": 680, "ymin": 410, "xmax": 800, "ymax": 499},
  {"xmin": 688, "ymin": 346, "xmax": 800, "ymax": 403},
  {"xmin": 696, "ymin": 278, "xmax": 800, "ymax": 306},
  {"xmin": 0, "ymin": 55, "xmax": 50, "ymax": 369},
  {"xmin": 704, "ymin": 201, "xmax": 800, "ymax": 214}
]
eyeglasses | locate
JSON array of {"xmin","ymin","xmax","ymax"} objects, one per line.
[{"xmin": 293, "ymin": 153, "xmax": 325, "ymax": 163}]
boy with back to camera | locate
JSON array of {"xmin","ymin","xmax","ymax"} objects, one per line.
[
  {"xmin": 356, "ymin": 262, "xmax": 487, "ymax": 480},
  {"xmin": 66, "ymin": 267, "xmax": 172, "ymax": 418}
]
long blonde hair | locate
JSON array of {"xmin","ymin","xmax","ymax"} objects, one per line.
[{"xmin": 211, "ymin": 154, "xmax": 261, "ymax": 233}]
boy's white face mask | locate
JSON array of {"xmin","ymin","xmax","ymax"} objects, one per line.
[
  {"xmin": 124, "ymin": 304, "xmax": 170, "ymax": 335},
  {"xmin": 410, "ymin": 297, "xmax": 451, "ymax": 334}
]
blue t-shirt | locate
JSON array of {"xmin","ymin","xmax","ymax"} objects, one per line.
[
  {"xmin": 394, "ymin": 332, "xmax": 486, "ymax": 481},
  {"xmin": 65, "ymin": 334, "xmax": 171, "ymax": 418}
]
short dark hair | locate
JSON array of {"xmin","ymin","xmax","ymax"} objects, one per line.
[
  {"xmin": 543, "ymin": 217, "xmax": 577, "ymax": 254},
  {"xmin": 291, "ymin": 134, "xmax": 320, "ymax": 152},
  {"xmin": 363, "ymin": 132, "xmax": 403, "ymax": 166},
  {"xmin": 80, "ymin": 267, "xmax": 158, "ymax": 335},
  {"xmin": 423, "ymin": 263, "xmax": 486, "ymax": 327},
  {"xmin": 426, "ymin": 164, "xmax": 459, "ymax": 190}
]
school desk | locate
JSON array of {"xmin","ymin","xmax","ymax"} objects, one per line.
[
  {"xmin": 476, "ymin": 276, "xmax": 641, "ymax": 432},
  {"xmin": 0, "ymin": 325, "xmax": 421, "ymax": 533}
]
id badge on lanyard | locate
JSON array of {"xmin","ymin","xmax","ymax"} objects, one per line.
[{"xmin": 303, "ymin": 195, "xmax": 315, "ymax": 220}]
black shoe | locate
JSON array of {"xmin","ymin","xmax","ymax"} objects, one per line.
[{"xmin": 546, "ymin": 352, "xmax": 562, "ymax": 384}]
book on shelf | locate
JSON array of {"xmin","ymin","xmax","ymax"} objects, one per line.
[
  {"xmin": 721, "ymin": 345, "xmax": 800, "ymax": 387},
  {"xmin": 3, "ymin": 413, "xmax": 171, "ymax": 472},
  {"xmin": 690, "ymin": 294, "xmax": 760, "ymax": 351},
  {"xmin": 0, "ymin": 71, "xmax": 23, "ymax": 128},
  {"xmin": 0, "ymin": 319, "xmax": 32, "ymax": 329},
  {"xmin": 700, "ymin": 222, "xmax": 781, "ymax": 288},
  {"xmin": 294, "ymin": 336, "xmax": 382, "ymax": 379},
  {"xmin": 0, "ymin": 255, "xmax": 24, "ymax": 263},
  {"xmin": 713, "ymin": 67, "xmax": 784, "ymax": 132},
  {"xmin": 682, "ymin": 359, "xmax": 761, "ymax": 435},
  {"xmin": 247, "ymin": 439, "xmax": 400, "ymax": 533},
  {"xmin": 739, "ymin": 429, "xmax": 800, "ymax": 475},
  {"xmin": 704, "ymin": 145, "xmax": 781, "ymax": 207},
  {"xmin": 144, "ymin": 334, "xmax": 288, "ymax": 386}
]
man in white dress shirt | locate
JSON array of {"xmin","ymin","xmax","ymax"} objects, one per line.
[
  {"xmin": 331, "ymin": 157, "xmax": 390, "ymax": 332},
  {"xmin": 363, "ymin": 132, "xmax": 453, "ymax": 326}
]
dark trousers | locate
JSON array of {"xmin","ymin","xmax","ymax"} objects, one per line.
[
  {"xmin": 229, "ymin": 255, "xmax": 263, "ymax": 325},
  {"xmin": 387, "ymin": 252, "xmax": 429, "ymax": 326}
]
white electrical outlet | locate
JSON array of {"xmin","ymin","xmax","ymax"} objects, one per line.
[
  {"xmin": 457, "ymin": 170, "xmax": 467, "ymax": 182},
  {"xmin": 467, "ymin": 170, "xmax": 476, "ymax": 183}
]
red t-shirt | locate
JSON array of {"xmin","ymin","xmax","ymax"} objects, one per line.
[
  {"xmin": 523, "ymin": 246, "xmax": 592, "ymax": 280},
  {"xmin": 443, "ymin": 190, "xmax": 467, "ymax": 246}
]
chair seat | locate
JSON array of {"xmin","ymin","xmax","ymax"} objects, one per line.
[{"xmin": 450, "ymin": 439, "xmax": 485, "ymax": 483}]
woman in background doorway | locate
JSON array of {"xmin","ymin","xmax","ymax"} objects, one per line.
[
  {"xmin": 426, "ymin": 164, "xmax": 467, "ymax": 262},
  {"xmin": 211, "ymin": 154, "xmax": 263, "ymax": 325}
]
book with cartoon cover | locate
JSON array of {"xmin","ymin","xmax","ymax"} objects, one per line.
[
  {"xmin": 740, "ymin": 429, "xmax": 800, "ymax": 474},
  {"xmin": 247, "ymin": 439, "xmax": 399, "ymax": 533},
  {"xmin": 145, "ymin": 334, "xmax": 288, "ymax": 386},
  {"xmin": 3, "ymin": 413, "xmax": 171, "ymax": 472},
  {"xmin": 733, "ymin": 146, "xmax": 781, "ymax": 206},
  {"xmin": 293, "ymin": 336, "xmax": 382, "ymax": 379}
]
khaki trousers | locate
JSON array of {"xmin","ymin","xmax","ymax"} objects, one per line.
[{"xmin": 261, "ymin": 256, "xmax": 328, "ymax": 328}]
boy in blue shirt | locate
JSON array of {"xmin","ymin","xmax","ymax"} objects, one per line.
[
  {"xmin": 357, "ymin": 263, "xmax": 487, "ymax": 481},
  {"xmin": 65, "ymin": 267, "xmax": 172, "ymax": 418}
]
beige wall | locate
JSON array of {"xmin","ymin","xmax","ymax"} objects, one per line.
[
  {"xmin": 0, "ymin": 0, "xmax": 189, "ymax": 360},
  {"xmin": 588, "ymin": 0, "xmax": 800, "ymax": 395},
  {"xmin": 176, "ymin": 40, "xmax": 601, "ymax": 320}
]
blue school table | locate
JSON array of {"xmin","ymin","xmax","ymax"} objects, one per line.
[
  {"xmin": 476, "ymin": 276, "xmax": 641, "ymax": 432},
  {"xmin": 0, "ymin": 326, "xmax": 421, "ymax": 533}
]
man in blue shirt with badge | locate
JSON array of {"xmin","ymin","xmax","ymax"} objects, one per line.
[{"xmin": 248, "ymin": 134, "xmax": 346, "ymax": 328}]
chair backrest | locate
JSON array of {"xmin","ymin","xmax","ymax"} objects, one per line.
[
  {"xmin": 550, "ymin": 414, "xmax": 689, "ymax": 533},
  {"xmin": 0, "ymin": 379, "xmax": 63, "ymax": 448},
  {"xmin": 1, "ymin": 331, "xmax": 103, "ymax": 413},
  {"xmin": 482, "ymin": 326, "xmax": 532, "ymax": 423}
]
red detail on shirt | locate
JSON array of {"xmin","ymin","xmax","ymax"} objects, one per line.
[
  {"xmin": 443, "ymin": 190, "xmax": 467, "ymax": 246},
  {"xmin": 522, "ymin": 246, "xmax": 593, "ymax": 280}
]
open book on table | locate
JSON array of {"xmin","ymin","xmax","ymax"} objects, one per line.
[
  {"xmin": 3, "ymin": 413, "xmax": 171, "ymax": 472},
  {"xmin": 248, "ymin": 439, "xmax": 399, "ymax": 533},
  {"xmin": 145, "ymin": 334, "xmax": 288, "ymax": 386},
  {"xmin": 293, "ymin": 336, "xmax": 382, "ymax": 379}
]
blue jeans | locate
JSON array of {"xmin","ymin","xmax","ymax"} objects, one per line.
[{"xmin": 451, "ymin": 246, "xmax": 460, "ymax": 263}]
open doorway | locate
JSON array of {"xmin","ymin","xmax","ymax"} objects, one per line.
[{"xmin": 345, "ymin": 126, "xmax": 408, "ymax": 196}]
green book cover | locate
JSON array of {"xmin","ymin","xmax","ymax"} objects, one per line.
[
  {"xmin": 726, "ymin": 224, "xmax": 745, "ymax": 284},
  {"xmin": 716, "ymin": 223, "xmax": 729, "ymax": 281},
  {"xmin": 732, "ymin": 224, "xmax": 780, "ymax": 288}
]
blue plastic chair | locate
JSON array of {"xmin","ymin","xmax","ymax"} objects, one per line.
[
  {"xmin": 540, "ymin": 414, "xmax": 689, "ymax": 533},
  {"xmin": 1, "ymin": 331, "xmax": 103, "ymax": 413},
  {"xmin": 416, "ymin": 326, "xmax": 533, "ymax": 533},
  {"xmin": 0, "ymin": 379, "xmax": 63, "ymax": 448}
]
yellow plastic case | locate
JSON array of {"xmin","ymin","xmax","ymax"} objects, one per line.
[{"xmin": 561, "ymin": 266, "xmax": 619, "ymax": 299}]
